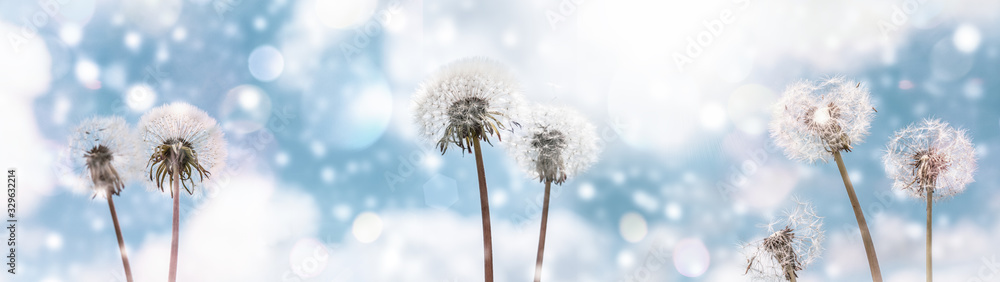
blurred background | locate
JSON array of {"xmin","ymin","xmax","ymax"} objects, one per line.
[{"xmin": 1, "ymin": 0, "xmax": 998, "ymax": 281}]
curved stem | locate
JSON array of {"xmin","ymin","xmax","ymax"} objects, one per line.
[
  {"xmin": 533, "ymin": 180, "xmax": 552, "ymax": 282},
  {"xmin": 926, "ymin": 189, "xmax": 933, "ymax": 282},
  {"xmin": 107, "ymin": 197, "xmax": 134, "ymax": 282},
  {"xmin": 168, "ymin": 161, "xmax": 180, "ymax": 282},
  {"xmin": 786, "ymin": 264, "xmax": 797, "ymax": 282},
  {"xmin": 472, "ymin": 138, "xmax": 494, "ymax": 282},
  {"xmin": 833, "ymin": 151, "xmax": 883, "ymax": 282}
]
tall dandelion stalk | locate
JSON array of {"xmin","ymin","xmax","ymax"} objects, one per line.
[
  {"xmin": 507, "ymin": 105, "xmax": 599, "ymax": 282},
  {"xmin": 412, "ymin": 57, "xmax": 523, "ymax": 282},
  {"xmin": 742, "ymin": 200, "xmax": 824, "ymax": 282},
  {"xmin": 769, "ymin": 77, "xmax": 881, "ymax": 281},
  {"xmin": 69, "ymin": 116, "xmax": 141, "ymax": 282},
  {"xmin": 883, "ymin": 119, "xmax": 976, "ymax": 282},
  {"xmin": 138, "ymin": 103, "xmax": 227, "ymax": 282}
]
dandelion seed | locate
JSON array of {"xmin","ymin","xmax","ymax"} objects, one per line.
[
  {"xmin": 769, "ymin": 76, "xmax": 874, "ymax": 163},
  {"xmin": 743, "ymin": 200, "xmax": 824, "ymax": 282},
  {"xmin": 883, "ymin": 119, "xmax": 976, "ymax": 200},
  {"xmin": 508, "ymin": 104, "xmax": 600, "ymax": 185},
  {"xmin": 412, "ymin": 57, "xmax": 524, "ymax": 155}
]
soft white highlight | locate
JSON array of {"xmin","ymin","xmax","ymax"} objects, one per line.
[
  {"xmin": 883, "ymin": 119, "xmax": 976, "ymax": 200},
  {"xmin": 770, "ymin": 77, "xmax": 875, "ymax": 163}
]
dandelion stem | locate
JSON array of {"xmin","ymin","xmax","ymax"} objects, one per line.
[
  {"xmin": 786, "ymin": 264, "xmax": 797, "ymax": 282},
  {"xmin": 832, "ymin": 151, "xmax": 882, "ymax": 282},
  {"xmin": 472, "ymin": 138, "xmax": 494, "ymax": 282},
  {"xmin": 533, "ymin": 180, "xmax": 552, "ymax": 282},
  {"xmin": 926, "ymin": 189, "xmax": 933, "ymax": 282},
  {"xmin": 107, "ymin": 196, "xmax": 134, "ymax": 282},
  {"xmin": 168, "ymin": 159, "xmax": 180, "ymax": 282}
]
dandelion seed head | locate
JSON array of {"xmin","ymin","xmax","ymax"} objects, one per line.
[
  {"xmin": 507, "ymin": 105, "xmax": 600, "ymax": 185},
  {"xmin": 742, "ymin": 200, "xmax": 824, "ymax": 281},
  {"xmin": 69, "ymin": 116, "xmax": 142, "ymax": 198},
  {"xmin": 412, "ymin": 57, "xmax": 524, "ymax": 154},
  {"xmin": 138, "ymin": 102, "xmax": 227, "ymax": 195},
  {"xmin": 883, "ymin": 119, "xmax": 976, "ymax": 200},
  {"xmin": 770, "ymin": 77, "xmax": 874, "ymax": 163}
]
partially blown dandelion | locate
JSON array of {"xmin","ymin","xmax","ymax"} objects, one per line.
[
  {"xmin": 743, "ymin": 200, "xmax": 824, "ymax": 282},
  {"xmin": 412, "ymin": 57, "xmax": 523, "ymax": 282},
  {"xmin": 883, "ymin": 119, "xmax": 976, "ymax": 282},
  {"xmin": 769, "ymin": 77, "xmax": 882, "ymax": 281},
  {"xmin": 507, "ymin": 105, "xmax": 600, "ymax": 282},
  {"xmin": 69, "ymin": 116, "xmax": 139, "ymax": 282},
  {"xmin": 138, "ymin": 103, "xmax": 227, "ymax": 282}
]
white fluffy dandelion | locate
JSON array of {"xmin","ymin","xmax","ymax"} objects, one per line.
[
  {"xmin": 411, "ymin": 57, "xmax": 524, "ymax": 282},
  {"xmin": 506, "ymin": 104, "xmax": 600, "ymax": 282},
  {"xmin": 769, "ymin": 76, "xmax": 882, "ymax": 281},
  {"xmin": 883, "ymin": 119, "xmax": 976, "ymax": 200},
  {"xmin": 137, "ymin": 102, "xmax": 227, "ymax": 282},
  {"xmin": 412, "ymin": 57, "xmax": 524, "ymax": 154},
  {"xmin": 743, "ymin": 200, "xmax": 824, "ymax": 282},
  {"xmin": 138, "ymin": 102, "xmax": 227, "ymax": 194},
  {"xmin": 68, "ymin": 116, "xmax": 139, "ymax": 281},
  {"xmin": 883, "ymin": 118, "xmax": 976, "ymax": 282},
  {"xmin": 508, "ymin": 105, "xmax": 600, "ymax": 185},
  {"xmin": 69, "ymin": 116, "xmax": 141, "ymax": 198},
  {"xmin": 770, "ymin": 77, "xmax": 875, "ymax": 163}
]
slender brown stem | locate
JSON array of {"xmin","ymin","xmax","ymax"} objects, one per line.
[
  {"xmin": 786, "ymin": 265, "xmax": 797, "ymax": 282},
  {"xmin": 926, "ymin": 189, "xmax": 933, "ymax": 282},
  {"xmin": 533, "ymin": 180, "xmax": 552, "ymax": 282},
  {"xmin": 168, "ymin": 161, "xmax": 180, "ymax": 282},
  {"xmin": 472, "ymin": 138, "xmax": 494, "ymax": 282},
  {"xmin": 832, "ymin": 151, "xmax": 882, "ymax": 282},
  {"xmin": 107, "ymin": 197, "xmax": 134, "ymax": 282}
]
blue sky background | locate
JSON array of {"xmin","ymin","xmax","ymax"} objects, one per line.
[{"xmin": 1, "ymin": 0, "xmax": 999, "ymax": 281}]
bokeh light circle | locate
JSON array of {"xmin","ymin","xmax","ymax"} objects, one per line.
[
  {"xmin": 248, "ymin": 45, "xmax": 285, "ymax": 82},
  {"xmin": 304, "ymin": 67, "xmax": 393, "ymax": 150},
  {"xmin": 953, "ymin": 23, "xmax": 981, "ymax": 54},
  {"xmin": 220, "ymin": 85, "xmax": 273, "ymax": 135},
  {"xmin": 352, "ymin": 212, "xmax": 383, "ymax": 243},
  {"xmin": 673, "ymin": 238, "xmax": 710, "ymax": 277},
  {"xmin": 315, "ymin": 0, "xmax": 377, "ymax": 29},
  {"xmin": 125, "ymin": 84, "xmax": 158, "ymax": 112},
  {"xmin": 619, "ymin": 212, "xmax": 648, "ymax": 243}
]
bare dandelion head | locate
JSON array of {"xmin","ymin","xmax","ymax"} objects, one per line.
[
  {"xmin": 507, "ymin": 105, "xmax": 600, "ymax": 185},
  {"xmin": 770, "ymin": 77, "xmax": 874, "ymax": 163},
  {"xmin": 69, "ymin": 116, "xmax": 142, "ymax": 198},
  {"xmin": 412, "ymin": 57, "xmax": 524, "ymax": 154},
  {"xmin": 743, "ymin": 200, "xmax": 824, "ymax": 281},
  {"xmin": 883, "ymin": 119, "xmax": 976, "ymax": 200},
  {"xmin": 138, "ymin": 102, "xmax": 227, "ymax": 195}
]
